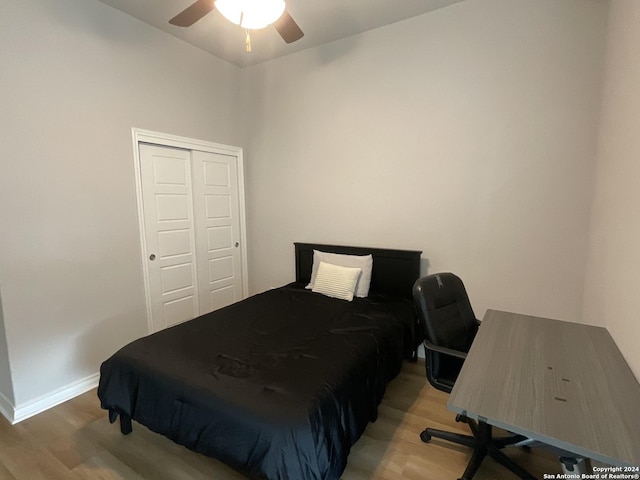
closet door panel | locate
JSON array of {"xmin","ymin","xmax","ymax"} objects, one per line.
[
  {"xmin": 139, "ymin": 143, "xmax": 199, "ymax": 331},
  {"xmin": 192, "ymin": 150, "xmax": 243, "ymax": 314}
]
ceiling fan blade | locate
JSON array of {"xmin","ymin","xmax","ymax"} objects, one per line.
[
  {"xmin": 274, "ymin": 11, "xmax": 304, "ymax": 44},
  {"xmin": 169, "ymin": 0, "xmax": 215, "ymax": 27}
]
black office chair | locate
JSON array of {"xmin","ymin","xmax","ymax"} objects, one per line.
[{"xmin": 413, "ymin": 273, "xmax": 535, "ymax": 480}]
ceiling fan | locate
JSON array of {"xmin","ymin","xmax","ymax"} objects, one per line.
[{"xmin": 169, "ymin": 0, "xmax": 304, "ymax": 45}]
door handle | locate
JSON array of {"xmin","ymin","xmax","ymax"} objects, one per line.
[{"xmin": 149, "ymin": 254, "xmax": 156, "ymax": 261}]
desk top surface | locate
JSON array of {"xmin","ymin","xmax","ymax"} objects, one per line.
[{"xmin": 448, "ymin": 309, "xmax": 640, "ymax": 467}]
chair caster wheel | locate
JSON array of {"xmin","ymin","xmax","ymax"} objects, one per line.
[
  {"xmin": 420, "ymin": 430, "xmax": 432, "ymax": 443},
  {"xmin": 455, "ymin": 414, "xmax": 464, "ymax": 423}
]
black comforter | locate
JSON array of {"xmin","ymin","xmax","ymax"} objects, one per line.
[{"xmin": 98, "ymin": 283, "xmax": 416, "ymax": 479}]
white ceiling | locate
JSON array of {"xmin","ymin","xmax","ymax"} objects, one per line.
[{"xmin": 96, "ymin": 0, "xmax": 466, "ymax": 68}]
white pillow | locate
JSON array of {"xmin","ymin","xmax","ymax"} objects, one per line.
[
  {"xmin": 306, "ymin": 250, "xmax": 373, "ymax": 297},
  {"xmin": 311, "ymin": 262, "xmax": 362, "ymax": 302}
]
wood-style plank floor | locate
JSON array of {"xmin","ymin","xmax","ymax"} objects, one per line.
[{"xmin": 0, "ymin": 361, "xmax": 562, "ymax": 479}]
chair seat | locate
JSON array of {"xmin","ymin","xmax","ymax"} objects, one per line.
[{"xmin": 430, "ymin": 354, "xmax": 464, "ymax": 389}]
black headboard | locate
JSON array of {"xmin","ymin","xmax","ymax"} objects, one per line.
[{"xmin": 294, "ymin": 243, "xmax": 422, "ymax": 300}]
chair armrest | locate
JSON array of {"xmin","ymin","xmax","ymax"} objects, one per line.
[{"xmin": 423, "ymin": 338, "xmax": 468, "ymax": 360}]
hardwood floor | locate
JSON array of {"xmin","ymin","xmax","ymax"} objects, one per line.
[{"xmin": 0, "ymin": 361, "xmax": 561, "ymax": 479}]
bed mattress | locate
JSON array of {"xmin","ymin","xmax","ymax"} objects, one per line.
[{"xmin": 98, "ymin": 283, "xmax": 416, "ymax": 479}]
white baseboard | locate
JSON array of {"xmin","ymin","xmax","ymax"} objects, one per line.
[{"xmin": 2, "ymin": 372, "xmax": 100, "ymax": 425}]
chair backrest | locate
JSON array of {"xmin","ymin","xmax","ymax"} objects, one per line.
[{"xmin": 413, "ymin": 273, "xmax": 479, "ymax": 392}]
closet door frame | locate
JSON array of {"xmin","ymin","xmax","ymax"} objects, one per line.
[{"xmin": 131, "ymin": 127, "xmax": 249, "ymax": 334}]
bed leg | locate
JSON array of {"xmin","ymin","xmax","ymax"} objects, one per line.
[
  {"xmin": 119, "ymin": 414, "xmax": 133, "ymax": 435},
  {"xmin": 108, "ymin": 409, "xmax": 133, "ymax": 435},
  {"xmin": 108, "ymin": 409, "xmax": 118, "ymax": 424}
]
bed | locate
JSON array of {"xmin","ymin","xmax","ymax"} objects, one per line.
[{"xmin": 98, "ymin": 243, "xmax": 422, "ymax": 479}]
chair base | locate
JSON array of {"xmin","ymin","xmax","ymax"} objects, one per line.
[{"xmin": 421, "ymin": 418, "xmax": 536, "ymax": 480}]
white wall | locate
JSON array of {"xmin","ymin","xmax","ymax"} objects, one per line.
[
  {"xmin": 242, "ymin": 0, "xmax": 608, "ymax": 323},
  {"xmin": 0, "ymin": 0, "xmax": 243, "ymax": 409},
  {"xmin": 583, "ymin": 0, "xmax": 640, "ymax": 379}
]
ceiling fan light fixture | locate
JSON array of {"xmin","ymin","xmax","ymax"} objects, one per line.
[{"xmin": 214, "ymin": 0, "xmax": 286, "ymax": 30}]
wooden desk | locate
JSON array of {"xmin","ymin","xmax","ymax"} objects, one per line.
[{"xmin": 448, "ymin": 309, "xmax": 640, "ymax": 468}]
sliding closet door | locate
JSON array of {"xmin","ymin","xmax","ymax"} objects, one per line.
[
  {"xmin": 138, "ymin": 138, "xmax": 246, "ymax": 333},
  {"xmin": 192, "ymin": 150, "xmax": 243, "ymax": 312},
  {"xmin": 139, "ymin": 143, "xmax": 200, "ymax": 331}
]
